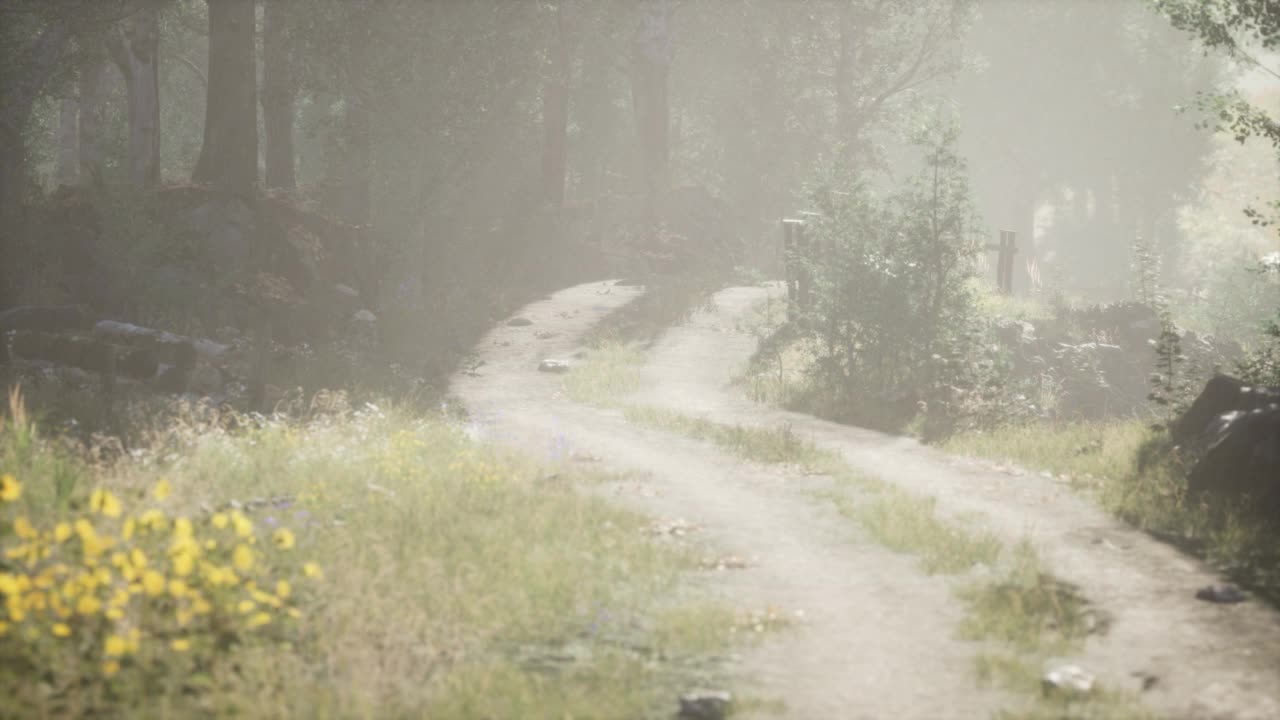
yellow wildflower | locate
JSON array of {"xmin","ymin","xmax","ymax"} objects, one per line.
[
  {"xmin": 303, "ymin": 563, "xmax": 323, "ymax": 580},
  {"xmin": 89, "ymin": 489, "xmax": 122, "ymax": 518},
  {"xmin": 102, "ymin": 660, "xmax": 120, "ymax": 676},
  {"xmin": 153, "ymin": 479, "xmax": 171, "ymax": 502},
  {"xmin": 276, "ymin": 580, "xmax": 291, "ymax": 599},
  {"xmin": 0, "ymin": 621, "xmax": 8, "ymax": 635},
  {"xmin": 6, "ymin": 597, "xmax": 26, "ymax": 623},
  {"xmin": 140, "ymin": 509, "xmax": 167, "ymax": 532},
  {"xmin": 75, "ymin": 595, "xmax": 101, "ymax": 616},
  {"xmin": 232, "ymin": 545, "xmax": 254, "ymax": 573},
  {"xmin": 271, "ymin": 528, "xmax": 296, "ymax": 551},
  {"xmin": 122, "ymin": 518, "xmax": 135, "ymax": 540},
  {"xmin": 248, "ymin": 612, "xmax": 271, "ymax": 628},
  {"xmin": 104, "ymin": 635, "xmax": 126, "ymax": 656},
  {"xmin": 142, "ymin": 571, "xmax": 165, "ymax": 597},
  {"xmin": 0, "ymin": 474, "xmax": 20, "ymax": 502},
  {"xmin": 171, "ymin": 638, "xmax": 190, "ymax": 652},
  {"xmin": 231, "ymin": 512, "xmax": 253, "ymax": 539},
  {"xmin": 173, "ymin": 517, "xmax": 193, "ymax": 540},
  {"xmin": 52, "ymin": 623, "xmax": 71, "ymax": 637},
  {"xmin": 53, "ymin": 523, "xmax": 72, "ymax": 543},
  {"xmin": 130, "ymin": 548, "xmax": 148, "ymax": 570},
  {"xmin": 286, "ymin": 607, "xmax": 301, "ymax": 619},
  {"xmin": 237, "ymin": 600, "xmax": 255, "ymax": 615},
  {"xmin": 168, "ymin": 579, "xmax": 188, "ymax": 598},
  {"xmin": 13, "ymin": 516, "xmax": 36, "ymax": 540},
  {"xmin": 172, "ymin": 552, "xmax": 194, "ymax": 578},
  {"xmin": 210, "ymin": 513, "xmax": 228, "ymax": 530},
  {"xmin": 0, "ymin": 574, "xmax": 16, "ymax": 596}
]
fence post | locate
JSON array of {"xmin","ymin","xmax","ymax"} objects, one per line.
[{"xmin": 782, "ymin": 218, "xmax": 804, "ymax": 321}]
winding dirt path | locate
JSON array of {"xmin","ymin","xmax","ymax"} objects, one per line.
[{"xmin": 451, "ymin": 280, "xmax": 1280, "ymax": 719}]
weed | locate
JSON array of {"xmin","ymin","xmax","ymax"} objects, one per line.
[{"xmin": 0, "ymin": 393, "xmax": 735, "ymax": 717}]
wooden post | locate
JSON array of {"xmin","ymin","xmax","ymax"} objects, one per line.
[
  {"xmin": 796, "ymin": 222, "xmax": 812, "ymax": 311},
  {"xmin": 782, "ymin": 218, "xmax": 804, "ymax": 320}
]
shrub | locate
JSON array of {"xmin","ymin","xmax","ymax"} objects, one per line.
[
  {"xmin": 798, "ymin": 120, "xmax": 984, "ymax": 432},
  {"xmin": 0, "ymin": 390, "xmax": 316, "ymax": 716}
]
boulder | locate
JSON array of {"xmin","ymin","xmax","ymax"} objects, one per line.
[
  {"xmin": 1172, "ymin": 375, "xmax": 1280, "ymax": 448},
  {"xmin": 1186, "ymin": 403, "xmax": 1280, "ymax": 518}
]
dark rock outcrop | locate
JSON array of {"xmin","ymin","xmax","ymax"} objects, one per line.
[{"xmin": 1176, "ymin": 375, "xmax": 1280, "ymax": 518}]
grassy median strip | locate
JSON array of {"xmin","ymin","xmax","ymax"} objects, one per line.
[
  {"xmin": 0, "ymin": 391, "xmax": 734, "ymax": 719},
  {"xmin": 564, "ymin": 345, "xmax": 1154, "ymax": 717}
]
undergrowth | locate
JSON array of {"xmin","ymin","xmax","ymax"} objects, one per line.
[
  {"xmin": 944, "ymin": 420, "xmax": 1280, "ymax": 607},
  {"xmin": 0, "ymin": 387, "xmax": 731, "ymax": 718}
]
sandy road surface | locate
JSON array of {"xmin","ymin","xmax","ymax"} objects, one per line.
[{"xmin": 452, "ymin": 280, "xmax": 1280, "ymax": 719}]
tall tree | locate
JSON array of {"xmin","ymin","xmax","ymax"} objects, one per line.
[
  {"xmin": 632, "ymin": 0, "xmax": 673, "ymax": 219},
  {"xmin": 261, "ymin": 0, "xmax": 296, "ymax": 190},
  {"xmin": 192, "ymin": 0, "xmax": 257, "ymax": 193},
  {"xmin": 107, "ymin": 4, "xmax": 162, "ymax": 188},
  {"xmin": 77, "ymin": 53, "xmax": 111, "ymax": 186},
  {"xmin": 1152, "ymin": 0, "xmax": 1280, "ymax": 226},
  {"xmin": 540, "ymin": 2, "xmax": 575, "ymax": 209},
  {"xmin": 55, "ymin": 97, "xmax": 79, "ymax": 185}
]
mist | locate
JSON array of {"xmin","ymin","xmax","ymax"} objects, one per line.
[{"xmin": 0, "ymin": 1, "xmax": 1278, "ymax": 718}]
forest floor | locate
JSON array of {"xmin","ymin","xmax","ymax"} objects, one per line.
[{"xmin": 451, "ymin": 280, "xmax": 1280, "ymax": 720}]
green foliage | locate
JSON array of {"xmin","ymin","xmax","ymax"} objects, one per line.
[
  {"xmin": 0, "ymin": 391, "xmax": 735, "ymax": 717},
  {"xmin": 798, "ymin": 120, "xmax": 983, "ymax": 430}
]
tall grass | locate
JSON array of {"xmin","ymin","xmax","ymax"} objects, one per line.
[{"xmin": 0, "ymin": 390, "xmax": 728, "ymax": 718}]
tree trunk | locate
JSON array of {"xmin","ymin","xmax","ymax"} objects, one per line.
[
  {"xmin": 0, "ymin": 17, "xmax": 72, "ymax": 307},
  {"xmin": 78, "ymin": 56, "xmax": 112, "ymax": 187},
  {"xmin": 192, "ymin": 0, "xmax": 258, "ymax": 194},
  {"xmin": 339, "ymin": 9, "xmax": 373, "ymax": 226},
  {"xmin": 107, "ymin": 6, "xmax": 161, "ymax": 188},
  {"xmin": 262, "ymin": 0, "xmax": 296, "ymax": 190},
  {"xmin": 540, "ymin": 3, "xmax": 574, "ymax": 209},
  {"xmin": 631, "ymin": 0, "xmax": 672, "ymax": 224},
  {"xmin": 56, "ymin": 98, "xmax": 79, "ymax": 185}
]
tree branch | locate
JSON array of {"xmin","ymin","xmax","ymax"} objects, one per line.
[{"xmin": 174, "ymin": 53, "xmax": 208, "ymax": 86}]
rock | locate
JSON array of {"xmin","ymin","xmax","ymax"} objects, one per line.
[
  {"xmin": 1185, "ymin": 402, "xmax": 1280, "ymax": 518},
  {"xmin": 678, "ymin": 690, "xmax": 731, "ymax": 720},
  {"xmin": 1042, "ymin": 665, "xmax": 1095, "ymax": 697},
  {"xmin": 538, "ymin": 358, "xmax": 572, "ymax": 373},
  {"xmin": 1173, "ymin": 374, "xmax": 1280, "ymax": 448},
  {"xmin": 352, "ymin": 309, "xmax": 377, "ymax": 324},
  {"xmin": 507, "ymin": 317, "xmax": 534, "ymax": 327},
  {"xmin": 1195, "ymin": 584, "xmax": 1247, "ymax": 604}
]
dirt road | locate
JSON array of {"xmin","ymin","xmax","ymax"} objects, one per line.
[{"xmin": 451, "ymin": 280, "xmax": 1280, "ymax": 719}]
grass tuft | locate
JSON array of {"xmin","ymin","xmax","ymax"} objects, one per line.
[
  {"xmin": 0, "ymin": 396, "xmax": 736, "ymax": 718},
  {"xmin": 624, "ymin": 405, "xmax": 826, "ymax": 467},
  {"xmin": 562, "ymin": 343, "xmax": 647, "ymax": 407}
]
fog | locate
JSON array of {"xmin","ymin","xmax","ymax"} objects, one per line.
[{"xmin": 0, "ymin": 1, "xmax": 1278, "ymax": 717}]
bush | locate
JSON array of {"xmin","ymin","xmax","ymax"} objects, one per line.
[
  {"xmin": 0, "ymin": 390, "xmax": 315, "ymax": 716},
  {"xmin": 797, "ymin": 121, "xmax": 984, "ymax": 432}
]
